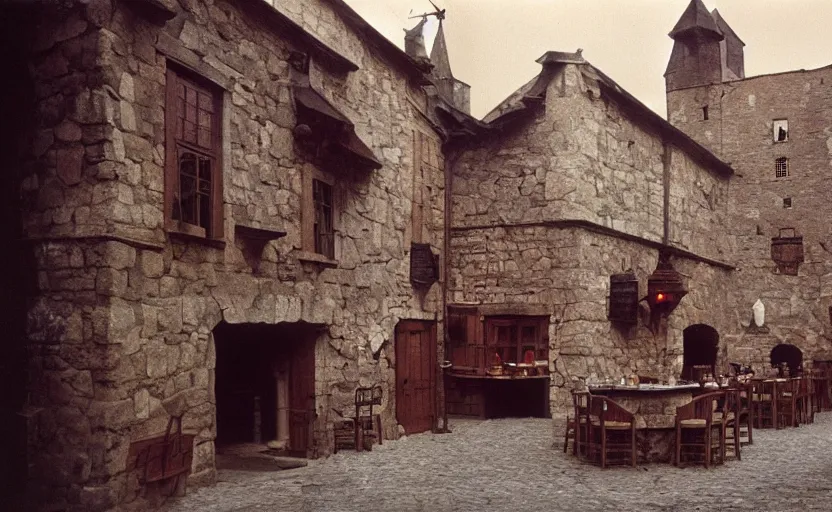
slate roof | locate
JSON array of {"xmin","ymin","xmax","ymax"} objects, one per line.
[
  {"xmin": 669, "ymin": 0, "xmax": 722, "ymax": 39},
  {"xmin": 711, "ymin": 9, "xmax": 745, "ymax": 46}
]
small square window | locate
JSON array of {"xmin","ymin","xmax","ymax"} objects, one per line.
[
  {"xmin": 783, "ymin": 197, "xmax": 792, "ymax": 209},
  {"xmin": 775, "ymin": 157, "xmax": 789, "ymax": 178},
  {"xmin": 773, "ymin": 119, "xmax": 789, "ymax": 142},
  {"xmin": 702, "ymin": 105, "xmax": 709, "ymax": 121}
]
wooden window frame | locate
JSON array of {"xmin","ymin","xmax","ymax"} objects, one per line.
[
  {"xmin": 312, "ymin": 178, "xmax": 334, "ymax": 260},
  {"xmin": 164, "ymin": 63, "xmax": 224, "ymax": 240},
  {"xmin": 301, "ymin": 167, "xmax": 338, "ymax": 262},
  {"xmin": 484, "ymin": 316, "xmax": 549, "ymax": 365}
]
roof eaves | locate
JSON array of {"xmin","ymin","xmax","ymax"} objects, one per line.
[{"xmin": 324, "ymin": 0, "xmax": 433, "ymax": 78}]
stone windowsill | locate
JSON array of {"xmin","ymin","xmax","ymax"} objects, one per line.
[
  {"xmin": 166, "ymin": 221, "xmax": 226, "ymax": 249},
  {"xmin": 295, "ymin": 250, "xmax": 339, "ymax": 267}
]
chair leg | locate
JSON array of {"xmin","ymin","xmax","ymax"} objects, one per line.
[
  {"xmin": 601, "ymin": 428, "xmax": 607, "ymax": 469},
  {"xmin": 674, "ymin": 426, "xmax": 681, "ymax": 467},
  {"xmin": 704, "ymin": 428, "xmax": 711, "ymax": 469},
  {"xmin": 573, "ymin": 421, "xmax": 580, "ymax": 457},
  {"xmin": 563, "ymin": 418, "xmax": 570, "ymax": 454},
  {"xmin": 376, "ymin": 415, "xmax": 383, "ymax": 445}
]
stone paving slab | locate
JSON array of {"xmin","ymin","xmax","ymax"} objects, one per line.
[{"xmin": 164, "ymin": 413, "xmax": 832, "ymax": 512}]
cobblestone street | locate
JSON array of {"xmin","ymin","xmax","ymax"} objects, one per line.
[{"xmin": 165, "ymin": 413, "xmax": 832, "ymax": 512}]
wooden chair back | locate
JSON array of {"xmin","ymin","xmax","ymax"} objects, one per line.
[
  {"xmin": 676, "ymin": 391, "xmax": 724, "ymax": 424},
  {"xmin": 589, "ymin": 396, "xmax": 634, "ymax": 425}
]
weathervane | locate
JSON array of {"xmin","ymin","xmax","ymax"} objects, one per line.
[{"xmin": 408, "ymin": 0, "xmax": 445, "ymax": 21}]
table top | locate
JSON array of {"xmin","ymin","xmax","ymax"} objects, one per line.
[{"xmin": 588, "ymin": 383, "xmax": 701, "ymax": 394}]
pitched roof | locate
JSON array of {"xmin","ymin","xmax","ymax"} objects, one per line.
[
  {"xmin": 711, "ymin": 9, "xmax": 745, "ymax": 46},
  {"xmin": 669, "ymin": 0, "xmax": 722, "ymax": 39},
  {"xmin": 481, "ymin": 52, "xmax": 734, "ymax": 178}
]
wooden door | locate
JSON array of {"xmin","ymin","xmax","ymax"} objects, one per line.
[
  {"xmin": 396, "ymin": 320, "xmax": 437, "ymax": 435},
  {"xmin": 288, "ymin": 337, "xmax": 316, "ymax": 457}
]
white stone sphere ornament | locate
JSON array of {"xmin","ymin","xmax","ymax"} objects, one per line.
[{"xmin": 752, "ymin": 299, "xmax": 765, "ymax": 327}]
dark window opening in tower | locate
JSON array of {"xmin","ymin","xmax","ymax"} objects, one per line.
[
  {"xmin": 702, "ymin": 105, "xmax": 709, "ymax": 120},
  {"xmin": 774, "ymin": 119, "xmax": 789, "ymax": 142},
  {"xmin": 783, "ymin": 197, "xmax": 792, "ymax": 209}
]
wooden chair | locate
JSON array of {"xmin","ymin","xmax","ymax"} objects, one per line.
[
  {"xmin": 355, "ymin": 386, "xmax": 383, "ymax": 451},
  {"xmin": 797, "ymin": 376, "xmax": 814, "ymax": 425},
  {"xmin": 674, "ymin": 391, "xmax": 725, "ymax": 468},
  {"xmin": 564, "ymin": 390, "xmax": 591, "ymax": 457},
  {"xmin": 776, "ymin": 379, "xmax": 798, "ymax": 429},
  {"xmin": 333, "ymin": 419, "xmax": 357, "ymax": 453},
  {"xmin": 736, "ymin": 380, "xmax": 753, "ymax": 445},
  {"xmin": 718, "ymin": 388, "xmax": 741, "ymax": 461},
  {"xmin": 587, "ymin": 395, "xmax": 636, "ymax": 468},
  {"xmin": 751, "ymin": 379, "xmax": 776, "ymax": 429}
]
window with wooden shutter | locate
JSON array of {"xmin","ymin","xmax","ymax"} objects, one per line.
[
  {"xmin": 312, "ymin": 179, "xmax": 334, "ymax": 259},
  {"xmin": 165, "ymin": 64, "xmax": 223, "ymax": 239}
]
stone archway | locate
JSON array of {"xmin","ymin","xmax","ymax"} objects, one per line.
[
  {"xmin": 681, "ymin": 324, "xmax": 719, "ymax": 381},
  {"xmin": 770, "ymin": 344, "xmax": 803, "ymax": 374}
]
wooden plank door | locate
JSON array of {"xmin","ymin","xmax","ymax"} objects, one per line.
[
  {"xmin": 288, "ymin": 337, "xmax": 316, "ymax": 457},
  {"xmin": 396, "ymin": 320, "xmax": 437, "ymax": 435}
]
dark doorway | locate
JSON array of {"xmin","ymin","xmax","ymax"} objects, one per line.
[
  {"xmin": 681, "ymin": 324, "xmax": 719, "ymax": 381},
  {"xmin": 0, "ymin": 6, "xmax": 36, "ymax": 499},
  {"xmin": 395, "ymin": 320, "xmax": 437, "ymax": 435},
  {"xmin": 771, "ymin": 344, "xmax": 803, "ymax": 374},
  {"xmin": 213, "ymin": 322, "xmax": 318, "ymax": 457}
]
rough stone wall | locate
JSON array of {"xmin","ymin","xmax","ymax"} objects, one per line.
[
  {"xmin": 449, "ymin": 225, "xmax": 732, "ymax": 410},
  {"xmin": 453, "ymin": 63, "xmax": 729, "ymax": 259},
  {"xmin": 19, "ymin": 1, "xmax": 445, "ymax": 510},
  {"xmin": 667, "ymin": 65, "xmax": 832, "ymax": 367},
  {"xmin": 450, "ymin": 62, "xmax": 733, "ymax": 412}
]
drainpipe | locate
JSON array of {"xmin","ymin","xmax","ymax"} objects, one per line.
[
  {"xmin": 438, "ymin": 139, "xmax": 463, "ymax": 434},
  {"xmin": 662, "ymin": 141, "xmax": 671, "ymax": 246}
]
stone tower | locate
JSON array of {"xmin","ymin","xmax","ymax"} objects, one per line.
[{"xmin": 664, "ymin": 0, "xmax": 744, "ymax": 92}]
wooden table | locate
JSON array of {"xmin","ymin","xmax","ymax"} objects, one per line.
[{"xmin": 589, "ymin": 384, "xmax": 700, "ymax": 462}]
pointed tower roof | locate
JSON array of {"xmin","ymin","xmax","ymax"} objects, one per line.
[
  {"xmin": 430, "ymin": 20, "xmax": 453, "ymax": 80},
  {"xmin": 669, "ymin": 0, "xmax": 722, "ymax": 39},
  {"xmin": 711, "ymin": 9, "xmax": 745, "ymax": 46}
]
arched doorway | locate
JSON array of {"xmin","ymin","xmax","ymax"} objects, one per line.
[
  {"xmin": 770, "ymin": 344, "xmax": 803, "ymax": 374},
  {"xmin": 681, "ymin": 324, "xmax": 719, "ymax": 381}
]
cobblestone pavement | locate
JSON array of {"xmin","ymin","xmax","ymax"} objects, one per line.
[{"xmin": 165, "ymin": 413, "xmax": 832, "ymax": 512}]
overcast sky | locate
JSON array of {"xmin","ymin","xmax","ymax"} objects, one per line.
[{"xmin": 343, "ymin": 0, "xmax": 832, "ymax": 119}]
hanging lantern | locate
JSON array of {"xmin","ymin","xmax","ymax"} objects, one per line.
[{"xmin": 647, "ymin": 252, "xmax": 687, "ymax": 316}]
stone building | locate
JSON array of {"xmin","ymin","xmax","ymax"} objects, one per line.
[
  {"xmin": 0, "ymin": 0, "xmax": 471, "ymax": 510},
  {"xmin": 4, "ymin": 0, "xmax": 830, "ymax": 510},
  {"xmin": 444, "ymin": 50, "xmax": 736, "ymax": 413},
  {"xmin": 665, "ymin": 0, "xmax": 832, "ymax": 372}
]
